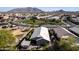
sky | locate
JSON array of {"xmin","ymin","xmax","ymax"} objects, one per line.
[
  {"xmin": 0, "ymin": 0, "xmax": 79, "ymax": 12},
  {"xmin": 0, "ymin": 7, "xmax": 79, "ymax": 12}
]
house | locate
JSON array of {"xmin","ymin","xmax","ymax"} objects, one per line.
[
  {"xmin": 53, "ymin": 26, "xmax": 73, "ymax": 39},
  {"xmin": 30, "ymin": 27, "xmax": 50, "ymax": 46},
  {"xmin": 47, "ymin": 16, "xmax": 60, "ymax": 20},
  {"xmin": 69, "ymin": 26, "xmax": 79, "ymax": 36},
  {"xmin": 72, "ymin": 17, "xmax": 79, "ymax": 23}
]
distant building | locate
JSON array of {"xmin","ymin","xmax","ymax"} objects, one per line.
[
  {"xmin": 30, "ymin": 27, "xmax": 50, "ymax": 46},
  {"xmin": 36, "ymin": 16, "xmax": 47, "ymax": 19},
  {"xmin": 47, "ymin": 16, "xmax": 60, "ymax": 20},
  {"xmin": 69, "ymin": 26, "xmax": 79, "ymax": 36},
  {"xmin": 72, "ymin": 17, "xmax": 79, "ymax": 23}
]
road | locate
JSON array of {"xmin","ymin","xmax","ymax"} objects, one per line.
[{"xmin": 10, "ymin": 22, "xmax": 31, "ymax": 27}]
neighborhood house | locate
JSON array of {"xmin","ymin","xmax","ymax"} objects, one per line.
[{"xmin": 30, "ymin": 27, "xmax": 50, "ymax": 46}]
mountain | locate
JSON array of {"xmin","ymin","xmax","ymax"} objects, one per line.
[
  {"xmin": 8, "ymin": 7, "xmax": 44, "ymax": 13},
  {"xmin": 56, "ymin": 9, "xmax": 66, "ymax": 12}
]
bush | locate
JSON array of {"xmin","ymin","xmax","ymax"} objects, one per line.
[
  {"xmin": 59, "ymin": 36, "xmax": 76, "ymax": 51},
  {"xmin": 53, "ymin": 36, "xmax": 77, "ymax": 51},
  {"xmin": 0, "ymin": 30, "xmax": 16, "ymax": 50}
]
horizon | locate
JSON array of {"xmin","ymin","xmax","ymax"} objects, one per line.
[{"xmin": 0, "ymin": 7, "xmax": 79, "ymax": 12}]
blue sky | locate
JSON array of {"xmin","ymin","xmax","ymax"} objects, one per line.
[{"xmin": 0, "ymin": 7, "xmax": 79, "ymax": 12}]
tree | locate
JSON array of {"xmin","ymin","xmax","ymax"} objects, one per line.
[
  {"xmin": 30, "ymin": 16, "xmax": 37, "ymax": 23},
  {"xmin": 53, "ymin": 40, "xmax": 61, "ymax": 51},
  {"xmin": 30, "ymin": 16, "xmax": 37, "ymax": 27},
  {"xmin": 44, "ymin": 18, "xmax": 48, "ymax": 25},
  {"xmin": 66, "ymin": 16, "xmax": 72, "ymax": 21},
  {"xmin": 0, "ymin": 30, "xmax": 16, "ymax": 50}
]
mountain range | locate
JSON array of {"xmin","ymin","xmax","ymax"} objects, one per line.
[
  {"xmin": 8, "ymin": 7, "xmax": 44, "ymax": 13},
  {"xmin": 0, "ymin": 7, "xmax": 79, "ymax": 15}
]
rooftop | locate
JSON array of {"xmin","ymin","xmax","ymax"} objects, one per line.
[
  {"xmin": 31, "ymin": 27, "xmax": 50, "ymax": 41},
  {"xmin": 53, "ymin": 27, "xmax": 72, "ymax": 38},
  {"xmin": 69, "ymin": 26, "xmax": 79, "ymax": 34}
]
